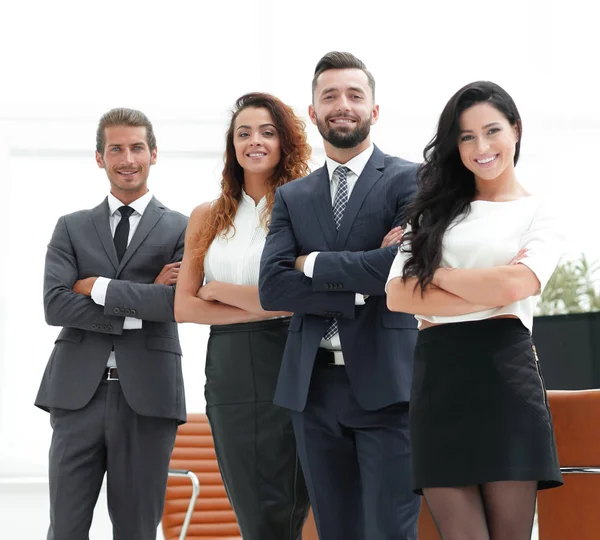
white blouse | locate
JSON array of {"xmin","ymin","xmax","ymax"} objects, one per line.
[
  {"xmin": 386, "ymin": 195, "xmax": 564, "ymax": 333},
  {"xmin": 204, "ymin": 191, "xmax": 268, "ymax": 286}
]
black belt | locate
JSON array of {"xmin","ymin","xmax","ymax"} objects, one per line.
[
  {"xmin": 315, "ymin": 348, "xmax": 345, "ymax": 366},
  {"xmin": 103, "ymin": 367, "xmax": 119, "ymax": 380}
]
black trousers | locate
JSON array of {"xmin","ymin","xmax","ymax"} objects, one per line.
[
  {"xmin": 205, "ymin": 317, "xmax": 310, "ymax": 540},
  {"xmin": 292, "ymin": 359, "xmax": 420, "ymax": 540},
  {"xmin": 47, "ymin": 379, "xmax": 178, "ymax": 540}
]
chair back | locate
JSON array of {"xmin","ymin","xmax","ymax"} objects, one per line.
[
  {"xmin": 537, "ymin": 390, "xmax": 600, "ymax": 540},
  {"xmin": 162, "ymin": 413, "xmax": 241, "ymax": 540}
]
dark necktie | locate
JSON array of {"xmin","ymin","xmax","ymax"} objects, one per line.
[
  {"xmin": 114, "ymin": 206, "xmax": 134, "ymax": 262},
  {"xmin": 323, "ymin": 166, "xmax": 350, "ymax": 341}
]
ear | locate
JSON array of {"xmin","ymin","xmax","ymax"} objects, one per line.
[
  {"xmin": 370, "ymin": 104, "xmax": 380, "ymax": 125},
  {"xmin": 150, "ymin": 147, "xmax": 158, "ymax": 165},
  {"xmin": 95, "ymin": 151, "xmax": 105, "ymax": 169},
  {"xmin": 308, "ymin": 104, "xmax": 318, "ymax": 126},
  {"xmin": 513, "ymin": 120, "xmax": 522, "ymax": 142}
]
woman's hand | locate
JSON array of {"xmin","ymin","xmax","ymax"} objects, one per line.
[
  {"xmin": 197, "ymin": 280, "xmax": 221, "ymax": 302},
  {"xmin": 509, "ymin": 248, "xmax": 528, "ymax": 265}
]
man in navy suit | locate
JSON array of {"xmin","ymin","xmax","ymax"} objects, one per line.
[{"xmin": 259, "ymin": 52, "xmax": 420, "ymax": 540}]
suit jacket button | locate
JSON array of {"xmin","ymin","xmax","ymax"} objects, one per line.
[
  {"xmin": 113, "ymin": 308, "xmax": 119, "ymax": 314},
  {"xmin": 108, "ymin": 326, "xmax": 113, "ymax": 331},
  {"xmin": 91, "ymin": 324, "xmax": 97, "ymax": 330},
  {"xmin": 130, "ymin": 309, "xmax": 136, "ymax": 316},
  {"xmin": 125, "ymin": 309, "xmax": 131, "ymax": 315}
]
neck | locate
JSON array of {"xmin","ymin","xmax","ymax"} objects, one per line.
[
  {"xmin": 324, "ymin": 137, "xmax": 371, "ymax": 164},
  {"xmin": 242, "ymin": 172, "xmax": 269, "ymax": 205},
  {"xmin": 474, "ymin": 167, "xmax": 526, "ymax": 202},
  {"xmin": 111, "ymin": 188, "xmax": 148, "ymax": 206}
]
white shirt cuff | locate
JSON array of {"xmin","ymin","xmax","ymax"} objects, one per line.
[
  {"xmin": 355, "ymin": 294, "xmax": 365, "ymax": 305},
  {"xmin": 123, "ymin": 317, "xmax": 143, "ymax": 330},
  {"xmin": 91, "ymin": 277, "xmax": 111, "ymax": 306},
  {"xmin": 303, "ymin": 252, "xmax": 320, "ymax": 278}
]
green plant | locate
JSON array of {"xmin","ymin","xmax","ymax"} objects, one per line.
[{"xmin": 536, "ymin": 254, "xmax": 600, "ymax": 315}]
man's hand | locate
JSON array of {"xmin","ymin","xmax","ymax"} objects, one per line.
[
  {"xmin": 295, "ymin": 255, "xmax": 308, "ymax": 273},
  {"xmin": 154, "ymin": 262, "xmax": 181, "ymax": 285},
  {"xmin": 72, "ymin": 277, "xmax": 98, "ymax": 296},
  {"xmin": 381, "ymin": 226, "xmax": 403, "ymax": 248},
  {"xmin": 197, "ymin": 280, "xmax": 220, "ymax": 302}
]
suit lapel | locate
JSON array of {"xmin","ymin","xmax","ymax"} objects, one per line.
[
  {"xmin": 336, "ymin": 146, "xmax": 385, "ymax": 248},
  {"xmin": 117, "ymin": 196, "xmax": 165, "ymax": 275},
  {"xmin": 311, "ymin": 166, "xmax": 337, "ymax": 249},
  {"xmin": 91, "ymin": 198, "xmax": 119, "ymax": 271}
]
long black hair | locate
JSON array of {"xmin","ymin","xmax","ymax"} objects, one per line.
[{"xmin": 401, "ymin": 81, "xmax": 522, "ymax": 292}]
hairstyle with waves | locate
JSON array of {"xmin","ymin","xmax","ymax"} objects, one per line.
[
  {"xmin": 191, "ymin": 92, "xmax": 311, "ymax": 270},
  {"xmin": 401, "ymin": 81, "xmax": 522, "ymax": 291}
]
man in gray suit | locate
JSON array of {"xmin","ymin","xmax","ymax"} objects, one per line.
[{"xmin": 35, "ymin": 108, "xmax": 188, "ymax": 540}]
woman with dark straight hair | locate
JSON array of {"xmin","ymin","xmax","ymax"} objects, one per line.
[
  {"xmin": 386, "ymin": 81, "xmax": 564, "ymax": 539},
  {"xmin": 175, "ymin": 92, "xmax": 311, "ymax": 539}
]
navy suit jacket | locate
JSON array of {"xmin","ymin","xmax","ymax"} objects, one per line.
[{"xmin": 259, "ymin": 146, "xmax": 419, "ymax": 412}]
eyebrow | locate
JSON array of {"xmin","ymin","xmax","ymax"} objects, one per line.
[
  {"xmin": 460, "ymin": 122, "xmax": 502, "ymax": 134},
  {"xmin": 236, "ymin": 123, "xmax": 277, "ymax": 131},
  {"xmin": 107, "ymin": 141, "xmax": 147, "ymax": 147},
  {"xmin": 321, "ymin": 86, "xmax": 366, "ymax": 95}
]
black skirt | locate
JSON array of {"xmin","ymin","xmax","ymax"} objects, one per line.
[{"xmin": 410, "ymin": 318, "xmax": 563, "ymax": 494}]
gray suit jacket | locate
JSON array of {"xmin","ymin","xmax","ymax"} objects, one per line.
[{"xmin": 35, "ymin": 196, "xmax": 188, "ymax": 423}]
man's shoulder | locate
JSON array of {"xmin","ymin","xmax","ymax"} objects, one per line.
[
  {"xmin": 278, "ymin": 167, "xmax": 325, "ymax": 196},
  {"xmin": 379, "ymin": 150, "xmax": 420, "ymax": 176},
  {"xmin": 152, "ymin": 198, "xmax": 189, "ymax": 227}
]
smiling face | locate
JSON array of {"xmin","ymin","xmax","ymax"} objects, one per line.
[
  {"xmin": 95, "ymin": 125, "xmax": 156, "ymax": 203},
  {"xmin": 458, "ymin": 102, "xmax": 519, "ymax": 184},
  {"xmin": 233, "ymin": 107, "xmax": 281, "ymax": 178},
  {"xmin": 309, "ymin": 68, "xmax": 379, "ymax": 153}
]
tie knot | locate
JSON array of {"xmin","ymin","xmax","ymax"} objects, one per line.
[
  {"xmin": 118, "ymin": 206, "xmax": 134, "ymax": 219},
  {"xmin": 334, "ymin": 165, "xmax": 350, "ymax": 181}
]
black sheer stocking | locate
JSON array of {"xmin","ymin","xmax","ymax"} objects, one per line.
[
  {"xmin": 480, "ymin": 481, "xmax": 537, "ymax": 540},
  {"xmin": 423, "ymin": 486, "xmax": 490, "ymax": 540},
  {"xmin": 424, "ymin": 481, "xmax": 537, "ymax": 540}
]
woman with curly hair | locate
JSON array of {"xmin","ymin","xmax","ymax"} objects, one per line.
[
  {"xmin": 386, "ymin": 81, "xmax": 563, "ymax": 539},
  {"xmin": 175, "ymin": 92, "xmax": 311, "ymax": 539}
]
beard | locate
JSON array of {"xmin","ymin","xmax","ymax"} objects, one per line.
[{"xmin": 315, "ymin": 113, "xmax": 371, "ymax": 149}]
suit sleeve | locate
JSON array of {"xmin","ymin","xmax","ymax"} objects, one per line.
[
  {"xmin": 43, "ymin": 216, "xmax": 125, "ymax": 334},
  {"xmin": 103, "ymin": 223, "xmax": 187, "ymax": 322},
  {"xmin": 311, "ymin": 163, "xmax": 418, "ymax": 296},
  {"xmin": 259, "ymin": 189, "xmax": 356, "ymax": 318}
]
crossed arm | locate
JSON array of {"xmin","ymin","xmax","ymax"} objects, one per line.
[{"xmin": 174, "ymin": 203, "xmax": 288, "ymax": 326}]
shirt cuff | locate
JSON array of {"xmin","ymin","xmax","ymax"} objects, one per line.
[
  {"xmin": 91, "ymin": 277, "xmax": 111, "ymax": 306},
  {"xmin": 303, "ymin": 252, "xmax": 320, "ymax": 278},
  {"xmin": 355, "ymin": 294, "xmax": 365, "ymax": 306},
  {"xmin": 123, "ymin": 317, "xmax": 143, "ymax": 330}
]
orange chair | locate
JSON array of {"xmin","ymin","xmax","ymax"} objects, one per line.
[
  {"xmin": 162, "ymin": 413, "xmax": 241, "ymax": 540},
  {"xmin": 418, "ymin": 500, "xmax": 440, "ymax": 539},
  {"xmin": 537, "ymin": 390, "xmax": 600, "ymax": 540},
  {"xmin": 162, "ymin": 413, "xmax": 319, "ymax": 540}
]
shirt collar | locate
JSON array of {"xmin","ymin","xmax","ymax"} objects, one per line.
[
  {"xmin": 326, "ymin": 144, "xmax": 374, "ymax": 182},
  {"xmin": 108, "ymin": 191, "xmax": 153, "ymax": 217}
]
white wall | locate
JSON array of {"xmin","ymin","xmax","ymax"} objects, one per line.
[{"xmin": 0, "ymin": 0, "xmax": 598, "ymax": 537}]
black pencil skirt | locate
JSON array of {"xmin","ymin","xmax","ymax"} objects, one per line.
[
  {"xmin": 205, "ymin": 317, "xmax": 310, "ymax": 540},
  {"xmin": 410, "ymin": 318, "xmax": 563, "ymax": 494}
]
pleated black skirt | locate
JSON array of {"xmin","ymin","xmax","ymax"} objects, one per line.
[
  {"xmin": 205, "ymin": 317, "xmax": 309, "ymax": 540},
  {"xmin": 410, "ymin": 318, "xmax": 563, "ymax": 494}
]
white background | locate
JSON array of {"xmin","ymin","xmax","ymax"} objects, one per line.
[{"xmin": 0, "ymin": 0, "xmax": 598, "ymax": 537}]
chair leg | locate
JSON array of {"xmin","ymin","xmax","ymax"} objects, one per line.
[{"xmin": 168, "ymin": 469, "xmax": 200, "ymax": 540}]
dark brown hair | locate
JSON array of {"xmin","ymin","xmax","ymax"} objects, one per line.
[
  {"xmin": 96, "ymin": 108, "xmax": 157, "ymax": 154},
  {"xmin": 312, "ymin": 51, "xmax": 376, "ymax": 100}
]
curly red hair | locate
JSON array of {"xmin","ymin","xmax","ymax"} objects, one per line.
[{"xmin": 191, "ymin": 92, "xmax": 311, "ymax": 271}]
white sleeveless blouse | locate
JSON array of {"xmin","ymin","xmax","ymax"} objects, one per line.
[{"xmin": 204, "ymin": 191, "xmax": 268, "ymax": 286}]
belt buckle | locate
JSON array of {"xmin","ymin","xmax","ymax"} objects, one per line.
[{"xmin": 106, "ymin": 367, "xmax": 119, "ymax": 381}]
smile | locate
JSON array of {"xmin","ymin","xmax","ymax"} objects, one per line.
[
  {"xmin": 247, "ymin": 152, "xmax": 266, "ymax": 157},
  {"xmin": 118, "ymin": 170, "xmax": 138, "ymax": 176},
  {"xmin": 330, "ymin": 118, "xmax": 356, "ymax": 124},
  {"xmin": 475, "ymin": 155, "xmax": 498, "ymax": 165}
]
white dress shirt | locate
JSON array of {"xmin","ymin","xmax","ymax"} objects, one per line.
[
  {"xmin": 303, "ymin": 144, "xmax": 374, "ymax": 350},
  {"xmin": 91, "ymin": 190, "xmax": 153, "ymax": 367}
]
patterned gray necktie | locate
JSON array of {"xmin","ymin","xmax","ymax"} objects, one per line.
[{"xmin": 323, "ymin": 165, "xmax": 350, "ymax": 341}]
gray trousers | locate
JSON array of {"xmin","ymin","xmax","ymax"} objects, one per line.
[{"xmin": 47, "ymin": 379, "xmax": 178, "ymax": 540}]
